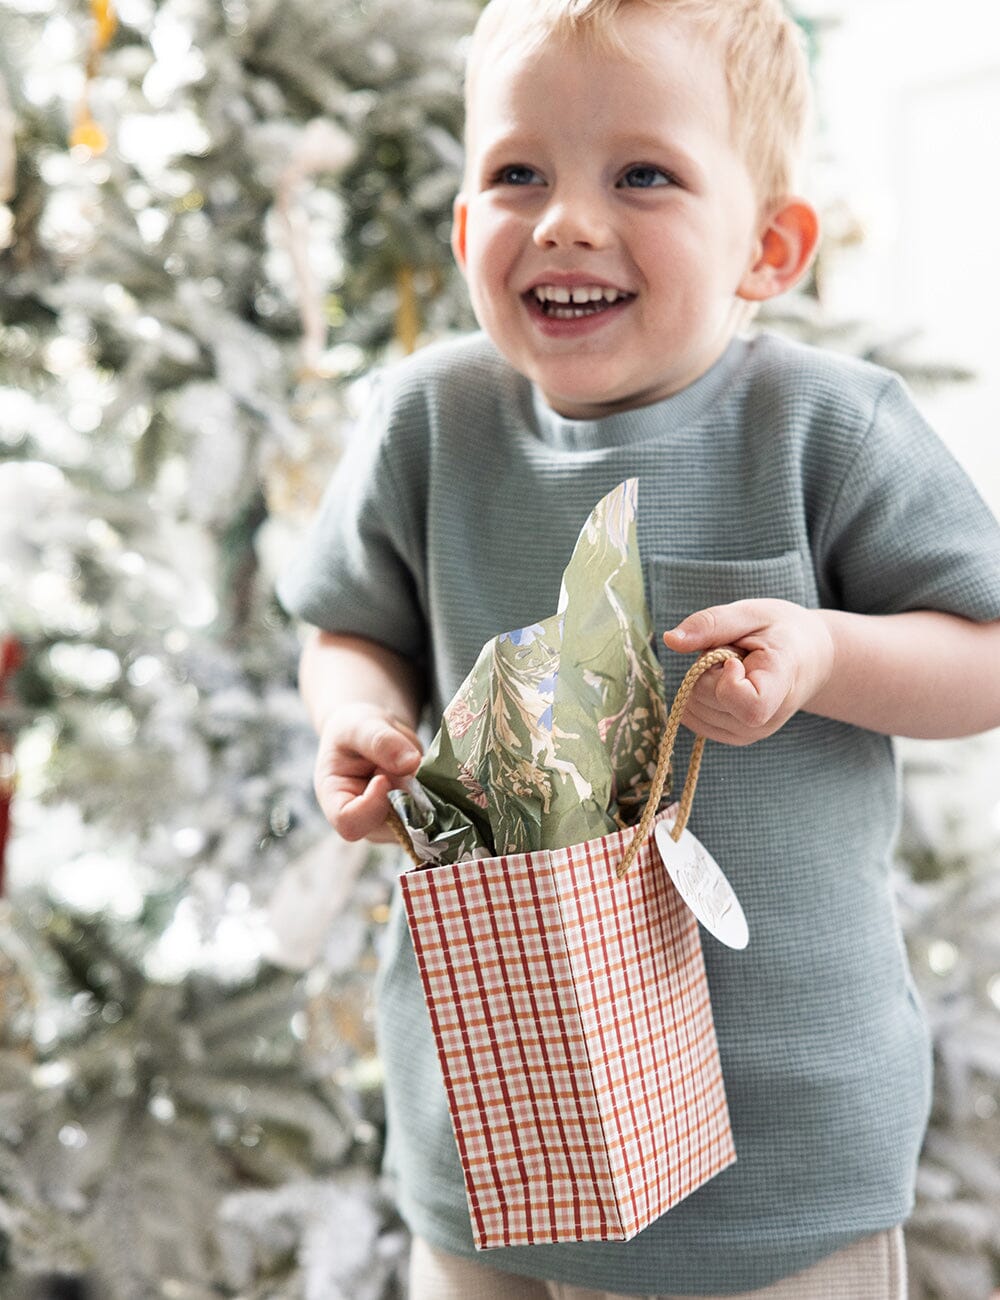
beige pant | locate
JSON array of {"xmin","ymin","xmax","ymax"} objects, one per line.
[{"xmin": 409, "ymin": 1226, "xmax": 907, "ymax": 1300}]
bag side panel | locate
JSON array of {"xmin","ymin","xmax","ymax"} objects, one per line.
[
  {"xmin": 402, "ymin": 850, "xmax": 622, "ymax": 1249},
  {"xmin": 553, "ymin": 816, "xmax": 736, "ymax": 1238}
]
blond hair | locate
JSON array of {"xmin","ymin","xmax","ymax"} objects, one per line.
[{"xmin": 463, "ymin": 0, "xmax": 813, "ymax": 206}]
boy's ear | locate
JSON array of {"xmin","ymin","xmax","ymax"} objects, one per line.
[
  {"xmin": 737, "ymin": 199, "xmax": 820, "ymax": 302},
  {"xmin": 451, "ymin": 194, "xmax": 469, "ymax": 273}
]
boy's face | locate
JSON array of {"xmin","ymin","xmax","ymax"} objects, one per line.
[{"xmin": 453, "ymin": 9, "xmax": 773, "ymax": 419}]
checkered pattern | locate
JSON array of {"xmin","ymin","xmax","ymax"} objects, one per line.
[{"xmin": 400, "ymin": 810, "xmax": 736, "ymax": 1251}]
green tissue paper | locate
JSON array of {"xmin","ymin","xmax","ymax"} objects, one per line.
[{"xmin": 390, "ymin": 479, "xmax": 668, "ymax": 864}]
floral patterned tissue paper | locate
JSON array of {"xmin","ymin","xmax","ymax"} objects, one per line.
[{"xmin": 390, "ymin": 479, "xmax": 668, "ymax": 864}]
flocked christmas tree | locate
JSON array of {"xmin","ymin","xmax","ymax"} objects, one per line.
[
  {"xmin": 0, "ymin": 0, "xmax": 475, "ymax": 1293},
  {"xmin": 0, "ymin": 0, "xmax": 997, "ymax": 1296}
]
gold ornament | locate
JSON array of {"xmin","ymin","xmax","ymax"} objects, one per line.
[{"xmin": 70, "ymin": 0, "xmax": 118, "ymax": 156}]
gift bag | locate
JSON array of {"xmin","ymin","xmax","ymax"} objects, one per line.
[{"xmin": 396, "ymin": 650, "xmax": 738, "ymax": 1249}]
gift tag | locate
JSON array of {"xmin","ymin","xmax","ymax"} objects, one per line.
[{"xmin": 654, "ymin": 813, "xmax": 749, "ymax": 949}]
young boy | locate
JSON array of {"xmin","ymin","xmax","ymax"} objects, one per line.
[{"xmin": 278, "ymin": 0, "xmax": 1000, "ymax": 1295}]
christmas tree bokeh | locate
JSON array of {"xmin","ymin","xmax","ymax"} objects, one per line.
[
  {"xmin": 1, "ymin": 0, "xmax": 476, "ymax": 1292},
  {"xmin": 0, "ymin": 1, "xmax": 998, "ymax": 1296}
]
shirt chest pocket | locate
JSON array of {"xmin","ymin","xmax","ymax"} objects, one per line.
[{"xmin": 649, "ymin": 550, "xmax": 815, "ymax": 645}]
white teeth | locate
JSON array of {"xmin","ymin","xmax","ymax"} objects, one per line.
[{"xmin": 532, "ymin": 283, "xmax": 628, "ymax": 305}]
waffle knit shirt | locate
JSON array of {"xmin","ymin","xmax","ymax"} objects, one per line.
[{"xmin": 277, "ymin": 331, "xmax": 1000, "ymax": 1294}]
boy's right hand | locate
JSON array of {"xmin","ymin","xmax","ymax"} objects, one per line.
[{"xmin": 313, "ymin": 703, "xmax": 423, "ymax": 842}]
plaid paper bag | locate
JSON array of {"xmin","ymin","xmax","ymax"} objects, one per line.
[{"xmin": 399, "ymin": 803, "xmax": 736, "ymax": 1249}]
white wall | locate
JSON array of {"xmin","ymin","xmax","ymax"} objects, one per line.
[{"xmin": 799, "ymin": 0, "xmax": 1000, "ymax": 512}]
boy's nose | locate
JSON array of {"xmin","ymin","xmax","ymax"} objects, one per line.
[{"xmin": 532, "ymin": 196, "xmax": 612, "ymax": 250}]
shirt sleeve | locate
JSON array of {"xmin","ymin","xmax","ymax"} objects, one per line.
[
  {"xmin": 814, "ymin": 374, "xmax": 1000, "ymax": 622},
  {"xmin": 275, "ymin": 372, "xmax": 430, "ymax": 664}
]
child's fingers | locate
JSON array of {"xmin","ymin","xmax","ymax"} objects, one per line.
[
  {"xmin": 321, "ymin": 772, "xmax": 394, "ymax": 841},
  {"xmin": 713, "ymin": 658, "xmax": 785, "ymax": 729},
  {"xmin": 335, "ymin": 711, "xmax": 422, "ymax": 775},
  {"xmin": 360, "ymin": 720, "xmax": 421, "ymax": 775},
  {"xmin": 678, "ymin": 689, "xmax": 758, "ymax": 745},
  {"xmin": 664, "ymin": 600, "xmax": 819, "ymax": 744},
  {"xmin": 314, "ymin": 706, "xmax": 424, "ymax": 838},
  {"xmin": 684, "ymin": 657, "xmax": 790, "ymax": 739},
  {"xmin": 663, "ymin": 601, "xmax": 766, "ymax": 652}
]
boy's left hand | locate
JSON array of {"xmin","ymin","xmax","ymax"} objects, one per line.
[{"xmin": 662, "ymin": 599, "xmax": 835, "ymax": 746}]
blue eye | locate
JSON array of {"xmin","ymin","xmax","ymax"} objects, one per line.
[
  {"xmin": 619, "ymin": 165, "xmax": 673, "ymax": 189},
  {"xmin": 495, "ymin": 165, "xmax": 544, "ymax": 186}
]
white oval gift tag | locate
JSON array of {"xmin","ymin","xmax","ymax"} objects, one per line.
[{"xmin": 654, "ymin": 812, "xmax": 749, "ymax": 950}]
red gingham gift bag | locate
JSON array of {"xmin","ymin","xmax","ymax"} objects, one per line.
[{"xmin": 396, "ymin": 650, "xmax": 738, "ymax": 1249}]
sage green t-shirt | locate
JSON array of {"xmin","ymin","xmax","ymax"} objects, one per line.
[{"xmin": 278, "ymin": 332, "xmax": 1000, "ymax": 1294}]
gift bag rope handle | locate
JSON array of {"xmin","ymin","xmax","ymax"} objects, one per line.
[
  {"xmin": 387, "ymin": 799, "xmax": 422, "ymax": 866},
  {"xmin": 385, "ymin": 646, "xmax": 741, "ymax": 874},
  {"xmin": 616, "ymin": 646, "xmax": 740, "ymax": 880}
]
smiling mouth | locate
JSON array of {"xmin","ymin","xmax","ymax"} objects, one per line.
[{"xmin": 528, "ymin": 284, "xmax": 635, "ymax": 320}]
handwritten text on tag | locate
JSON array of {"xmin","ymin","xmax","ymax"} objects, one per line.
[{"xmin": 654, "ymin": 813, "xmax": 749, "ymax": 950}]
